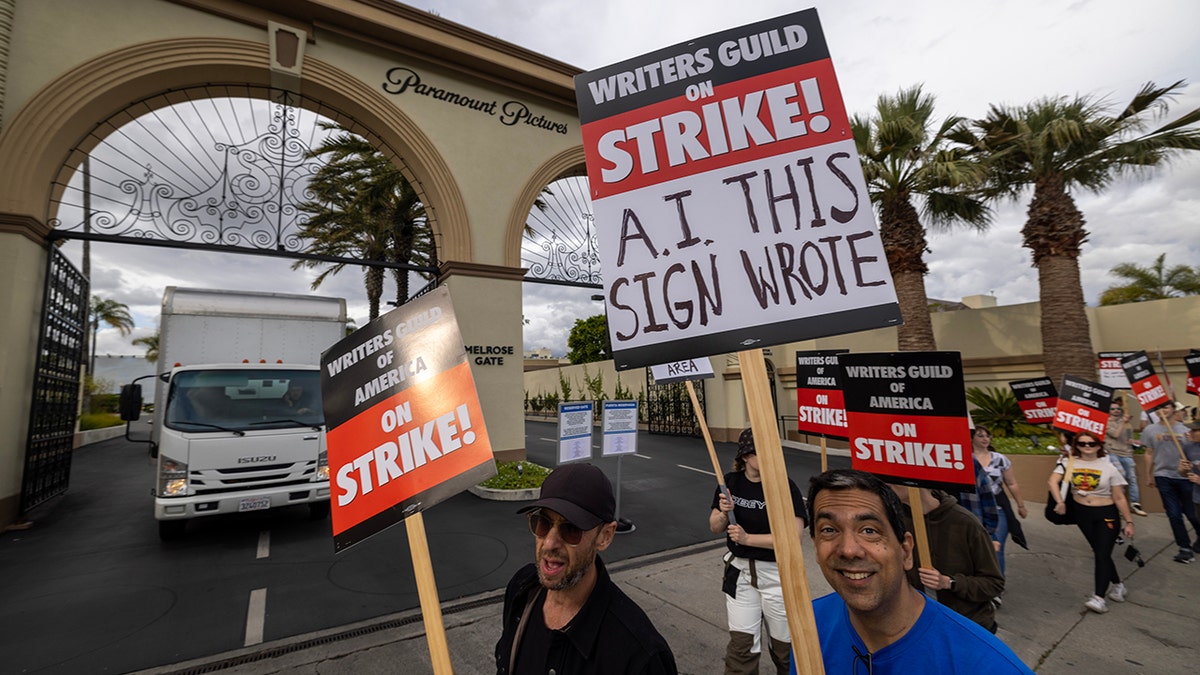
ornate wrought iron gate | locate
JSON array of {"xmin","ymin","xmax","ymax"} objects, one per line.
[
  {"xmin": 20, "ymin": 248, "xmax": 89, "ymax": 514},
  {"xmin": 645, "ymin": 368, "xmax": 704, "ymax": 437}
]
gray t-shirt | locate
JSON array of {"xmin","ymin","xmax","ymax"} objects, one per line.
[{"xmin": 1143, "ymin": 422, "xmax": 1189, "ymax": 478}]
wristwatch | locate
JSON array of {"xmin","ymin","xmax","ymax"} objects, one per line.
[{"xmin": 949, "ymin": 577, "xmax": 957, "ymax": 592}]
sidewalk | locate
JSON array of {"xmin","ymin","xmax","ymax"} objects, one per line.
[{"xmin": 134, "ymin": 504, "xmax": 1197, "ymax": 674}]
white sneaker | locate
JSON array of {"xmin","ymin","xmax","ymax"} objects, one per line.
[
  {"xmin": 1084, "ymin": 595, "xmax": 1109, "ymax": 613},
  {"xmin": 1131, "ymin": 503, "xmax": 1148, "ymax": 517},
  {"xmin": 1107, "ymin": 583, "xmax": 1126, "ymax": 603}
]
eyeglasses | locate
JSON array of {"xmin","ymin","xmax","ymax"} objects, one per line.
[
  {"xmin": 527, "ymin": 511, "xmax": 587, "ymax": 546},
  {"xmin": 1075, "ymin": 441, "xmax": 1101, "ymax": 448},
  {"xmin": 852, "ymin": 644, "xmax": 873, "ymax": 675}
]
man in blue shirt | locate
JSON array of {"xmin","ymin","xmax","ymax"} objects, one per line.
[{"xmin": 792, "ymin": 469, "xmax": 1032, "ymax": 674}]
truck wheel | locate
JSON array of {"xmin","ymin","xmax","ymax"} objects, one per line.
[
  {"xmin": 158, "ymin": 520, "xmax": 187, "ymax": 540},
  {"xmin": 308, "ymin": 501, "xmax": 330, "ymax": 520}
]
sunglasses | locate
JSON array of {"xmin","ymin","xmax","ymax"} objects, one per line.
[
  {"xmin": 1075, "ymin": 441, "xmax": 1101, "ymax": 448},
  {"xmin": 527, "ymin": 511, "xmax": 588, "ymax": 546}
]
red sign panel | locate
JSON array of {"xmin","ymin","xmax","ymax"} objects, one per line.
[
  {"xmin": 795, "ymin": 350, "xmax": 848, "ymax": 439},
  {"xmin": 1120, "ymin": 351, "xmax": 1170, "ymax": 411},
  {"xmin": 1052, "ymin": 375, "xmax": 1113, "ymax": 438},
  {"xmin": 1009, "ymin": 377, "xmax": 1058, "ymax": 426}
]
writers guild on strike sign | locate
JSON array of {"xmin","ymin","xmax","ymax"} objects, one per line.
[
  {"xmin": 795, "ymin": 350, "xmax": 848, "ymax": 439},
  {"xmin": 1051, "ymin": 375, "xmax": 1114, "ymax": 439},
  {"xmin": 1009, "ymin": 377, "xmax": 1058, "ymax": 426}
]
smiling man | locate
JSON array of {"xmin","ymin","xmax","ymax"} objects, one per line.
[
  {"xmin": 791, "ymin": 469, "xmax": 1031, "ymax": 674},
  {"xmin": 495, "ymin": 463, "xmax": 677, "ymax": 675}
]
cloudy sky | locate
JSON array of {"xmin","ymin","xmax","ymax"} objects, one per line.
[{"xmin": 72, "ymin": 0, "xmax": 1200, "ymax": 359}]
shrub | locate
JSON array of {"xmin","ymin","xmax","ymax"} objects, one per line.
[
  {"xmin": 966, "ymin": 386, "xmax": 1046, "ymax": 438},
  {"xmin": 79, "ymin": 413, "xmax": 123, "ymax": 430},
  {"xmin": 479, "ymin": 461, "xmax": 552, "ymax": 489}
]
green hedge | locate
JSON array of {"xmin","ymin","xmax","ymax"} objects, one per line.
[
  {"xmin": 479, "ymin": 461, "xmax": 551, "ymax": 490},
  {"xmin": 79, "ymin": 413, "xmax": 124, "ymax": 430}
]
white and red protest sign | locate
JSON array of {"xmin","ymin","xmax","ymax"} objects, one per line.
[
  {"xmin": 1185, "ymin": 350, "xmax": 1200, "ymax": 398},
  {"xmin": 1009, "ymin": 377, "xmax": 1058, "ymax": 426},
  {"xmin": 838, "ymin": 352, "xmax": 974, "ymax": 491},
  {"xmin": 1052, "ymin": 375, "xmax": 1114, "ymax": 437},
  {"xmin": 1120, "ymin": 351, "xmax": 1171, "ymax": 411},
  {"xmin": 1098, "ymin": 352, "xmax": 1134, "ymax": 389},
  {"xmin": 321, "ymin": 287, "xmax": 495, "ymax": 553},
  {"xmin": 795, "ymin": 350, "xmax": 848, "ymax": 439},
  {"xmin": 575, "ymin": 9, "xmax": 900, "ymax": 370}
]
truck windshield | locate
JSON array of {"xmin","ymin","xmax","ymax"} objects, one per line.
[{"xmin": 165, "ymin": 369, "xmax": 323, "ymax": 432}]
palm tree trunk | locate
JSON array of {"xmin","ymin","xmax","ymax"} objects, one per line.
[
  {"xmin": 1036, "ymin": 255, "xmax": 1095, "ymax": 385},
  {"xmin": 367, "ymin": 266, "xmax": 384, "ymax": 320},
  {"xmin": 893, "ymin": 270, "xmax": 937, "ymax": 351}
]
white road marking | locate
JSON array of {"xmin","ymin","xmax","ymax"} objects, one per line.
[
  {"xmin": 677, "ymin": 464, "xmax": 716, "ymax": 477},
  {"xmin": 540, "ymin": 438, "xmax": 556, "ymax": 442},
  {"xmin": 256, "ymin": 531, "xmax": 270, "ymax": 559},
  {"xmin": 634, "ymin": 453, "xmax": 652, "ymax": 459},
  {"xmin": 244, "ymin": 588, "xmax": 267, "ymax": 646}
]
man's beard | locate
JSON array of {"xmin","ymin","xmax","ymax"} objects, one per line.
[{"xmin": 540, "ymin": 558, "xmax": 592, "ymax": 591}]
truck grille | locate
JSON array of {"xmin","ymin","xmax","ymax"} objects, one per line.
[{"xmin": 190, "ymin": 461, "xmax": 317, "ymax": 494}]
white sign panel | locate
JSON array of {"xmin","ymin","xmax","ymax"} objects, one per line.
[
  {"xmin": 1098, "ymin": 352, "xmax": 1134, "ymax": 389},
  {"xmin": 649, "ymin": 357, "xmax": 715, "ymax": 384},
  {"xmin": 576, "ymin": 9, "xmax": 901, "ymax": 370},
  {"xmin": 557, "ymin": 402, "xmax": 595, "ymax": 464},
  {"xmin": 601, "ymin": 400, "xmax": 639, "ymax": 456}
]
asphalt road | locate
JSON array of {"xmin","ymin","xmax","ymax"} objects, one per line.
[{"xmin": 0, "ymin": 421, "xmax": 845, "ymax": 674}]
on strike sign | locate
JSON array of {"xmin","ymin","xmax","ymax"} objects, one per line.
[
  {"xmin": 1052, "ymin": 375, "xmax": 1113, "ymax": 437},
  {"xmin": 1186, "ymin": 350, "xmax": 1200, "ymax": 397},
  {"xmin": 794, "ymin": 350, "xmax": 848, "ymax": 439},
  {"xmin": 838, "ymin": 352, "xmax": 973, "ymax": 490},
  {"xmin": 1121, "ymin": 351, "xmax": 1171, "ymax": 411},
  {"xmin": 320, "ymin": 287, "xmax": 495, "ymax": 553},
  {"xmin": 575, "ymin": 9, "xmax": 901, "ymax": 370},
  {"xmin": 1009, "ymin": 377, "xmax": 1058, "ymax": 425}
]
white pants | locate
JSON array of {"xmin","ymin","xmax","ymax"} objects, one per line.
[{"xmin": 726, "ymin": 555, "xmax": 790, "ymax": 652}]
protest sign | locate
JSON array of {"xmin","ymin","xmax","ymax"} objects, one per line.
[
  {"xmin": 1098, "ymin": 352, "xmax": 1134, "ymax": 389},
  {"xmin": 557, "ymin": 402, "xmax": 595, "ymax": 464},
  {"xmin": 601, "ymin": 400, "xmax": 639, "ymax": 456},
  {"xmin": 838, "ymin": 352, "xmax": 974, "ymax": 491},
  {"xmin": 1009, "ymin": 377, "xmax": 1058, "ymax": 425},
  {"xmin": 794, "ymin": 350, "xmax": 848, "ymax": 440},
  {"xmin": 1052, "ymin": 375, "xmax": 1114, "ymax": 437},
  {"xmin": 576, "ymin": 8, "xmax": 901, "ymax": 371},
  {"xmin": 1120, "ymin": 351, "xmax": 1171, "ymax": 411},
  {"xmin": 649, "ymin": 356, "xmax": 715, "ymax": 384},
  {"xmin": 321, "ymin": 287, "xmax": 495, "ymax": 554},
  {"xmin": 1186, "ymin": 350, "xmax": 1200, "ymax": 397}
]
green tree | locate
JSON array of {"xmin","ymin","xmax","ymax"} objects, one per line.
[
  {"xmin": 132, "ymin": 332, "xmax": 159, "ymax": 364},
  {"xmin": 1099, "ymin": 253, "xmax": 1200, "ymax": 305},
  {"xmin": 852, "ymin": 85, "xmax": 991, "ymax": 351},
  {"xmin": 566, "ymin": 314, "xmax": 612, "ymax": 364},
  {"xmin": 294, "ymin": 123, "xmax": 436, "ymax": 319},
  {"xmin": 89, "ymin": 296, "xmax": 134, "ymax": 374},
  {"xmin": 965, "ymin": 386, "xmax": 1044, "ymax": 438},
  {"xmin": 963, "ymin": 81, "xmax": 1200, "ymax": 383}
]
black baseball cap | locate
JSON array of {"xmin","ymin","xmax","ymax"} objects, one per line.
[
  {"xmin": 737, "ymin": 427, "xmax": 756, "ymax": 458},
  {"xmin": 517, "ymin": 463, "xmax": 615, "ymax": 530}
]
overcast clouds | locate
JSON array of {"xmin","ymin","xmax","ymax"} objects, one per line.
[{"xmin": 72, "ymin": 0, "xmax": 1200, "ymax": 358}]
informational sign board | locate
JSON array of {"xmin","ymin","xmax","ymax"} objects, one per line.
[
  {"xmin": 1052, "ymin": 375, "xmax": 1114, "ymax": 437},
  {"xmin": 1120, "ymin": 351, "xmax": 1171, "ymax": 411},
  {"xmin": 601, "ymin": 400, "xmax": 640, "ymax": 456},
  {"xmin": 321, "ymin": 287, "xmax": 496, "ymax": 553},
  {"xmin": 1098, "ymin": 352, "xmax": 1134, "ymax": 389},
  {"xmin": 1009, "ymin": 377, "xmax": 1058, "ymax": 426},
  {"xmin": 557, "ymin": 402, "xmax": 595, "ymax": 464},
  {"xmin": 649, "ymin": 357, "xmax": 715, "ymax": 384},
  {"xmin": 1185, "ymin": 350, "xmax": 1200, "ymax": 397},
  {"xmin": 838, "ymin": 352, "xmax": 974, "ymax": 491},
  {"xmin": 575, "ymin": 8, "xmax": 901, "ymax": 370},
  {"xmin": 794, "ymin": 349, "xmax": 849, "ymax": 439}
]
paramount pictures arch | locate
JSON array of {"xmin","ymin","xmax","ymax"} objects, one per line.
[{"xmin": 0, "ymin": 0, "xmax": 592, "ymax": 526}]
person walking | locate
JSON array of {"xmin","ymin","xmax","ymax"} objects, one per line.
[
  {"xmin": 1105, "ymin": 402, "xmax": 1147, "ymax": 516},
  {"xmin": 969, "ymin": 426, "xmax": 1028, "ymax": 576},
  {"xmin": 1142, "ymin": 401, "xmax": 1200, "ymax": 563},
  {"xmin": 709, "ymin": 428, "xmax": 806, "ymax": 674},
  {"xmin": 1049, "ymin": 431, "xmax": 1137, "ymax": 613}
]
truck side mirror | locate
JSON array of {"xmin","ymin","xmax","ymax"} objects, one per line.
[{"xmin": 120, "ymin": 384, "xmax": 144, "ymax": 421}]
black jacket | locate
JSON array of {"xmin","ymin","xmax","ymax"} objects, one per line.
[{"xmin": 495, "ymin": 557, "xmax": 677, "ymax": 675}]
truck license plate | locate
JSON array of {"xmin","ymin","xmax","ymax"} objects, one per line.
[{"xmin": 238, "ymin": 497, "xmax": 271, "ymax": 513}]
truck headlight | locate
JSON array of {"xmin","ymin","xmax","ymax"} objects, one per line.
[
  {"xmin": 159, "ymin": 458, "xmax": 188, "ymax": 497},
  {"xmin": 316, "ymin": 450, "xmax": 329, "ymax": 482}
]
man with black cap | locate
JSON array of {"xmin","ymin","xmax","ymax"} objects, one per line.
[{"xmin": 495, "ymin": 462, "xmax": 677, "ymax": 675}]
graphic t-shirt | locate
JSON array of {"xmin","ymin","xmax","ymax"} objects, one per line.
[
  {"xmin": 979, "ymin": 452, "xmax": 1011, "ymax": 496},
  {"xmin": 1054, "ymin": 455, "xmax": 1127, "ymax": 499},
  {"xmin": 712, "ymin": 471, "xmax": 805, "ymax": 561}
]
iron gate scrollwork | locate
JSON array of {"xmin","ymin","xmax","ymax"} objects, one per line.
[
  {"xmin": 20, "ymin": 247, "xmax": 89, "ymax": 514},
  {"xmin": 645, "ymin": 368, "xmax": 704, "ymax": 437}
]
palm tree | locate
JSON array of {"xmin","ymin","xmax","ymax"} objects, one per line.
[
  {"xmin": 964, "ymin": 81, "xmax": 1200, "ymax": 383},
  {"xmin": 89, "ymin": 296, "xmax": 134, "ymax": 374},
  {"xmin": 851, "ymin": 85, "xmax": 990, "ymax": 350},
  {"xmin": 294, "ymin": 124, "xmax": 436, "ymax": 320},
  {"xmin": 1099, "ymin": 253, "xmax": 1200, "ymax": 305},
  {"xmin": 132, "ymin": 332, "xmax": 159, "ymax": 364}
]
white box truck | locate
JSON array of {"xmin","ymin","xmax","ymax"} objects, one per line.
[{"xmin": 121, "ymin": 287, "xmax": 346, "ymax": 539}]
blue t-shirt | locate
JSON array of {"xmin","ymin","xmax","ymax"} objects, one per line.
[{"xmin": 790, "ymin": 593, "xmax": 1033, "ymax": 674}]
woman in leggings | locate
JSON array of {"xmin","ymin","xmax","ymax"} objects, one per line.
[{"xmin": 1049, "ymin": 430, "xmax": 1136, "ymax": 613}]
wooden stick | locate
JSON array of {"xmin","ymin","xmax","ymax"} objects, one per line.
[
  {"xmin": 686, "ymin": 380, "xmax": 737, "ymax": 525},
  {"xmin": 819, "ymin": 436, "xmax": 828, "ymax": 473},
  {"xmin": 906, "ymin": 486, "xmax": 935, "ymax": 597},
  {"xmin": 739, "ymin": 349, "xmax": 824, "ymax": 675},
  {"xmin": 406, "ymin": 512, "xmax": 453, "ymax": 675}
]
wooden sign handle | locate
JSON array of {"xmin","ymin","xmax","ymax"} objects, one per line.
[
  {"xmin": 739, "ymin": 349, "xmax": 825, "ymax": 675},
  {"xmin": 406, "ymin": 512, "xmax": 453, "ymax": 674},
  {"xmin": 819, "ymin": 436, "xmax": 828, "ymax": 473},
  {"xmin": 686, "ymin": 380, "xmax": 737, "ymax": 525},
  {"xmin": 906, "ymin": 486, "xmax": 935, "ymax": 597}
]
